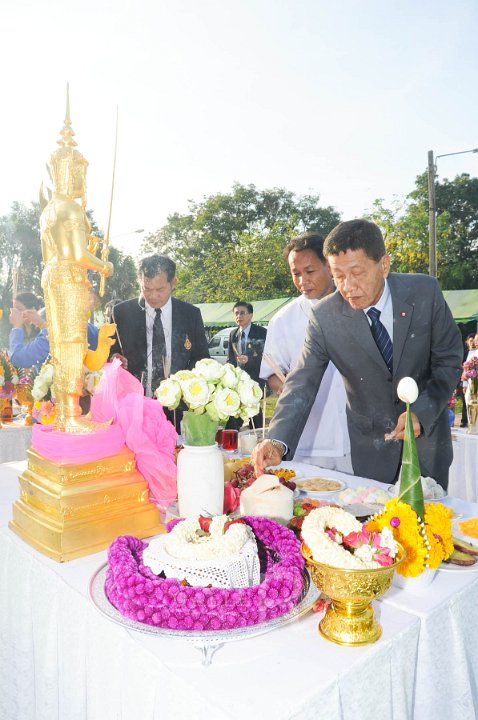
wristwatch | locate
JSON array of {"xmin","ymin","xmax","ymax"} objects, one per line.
[{"xmin": 270, "ymin": 439, "xmax": 286, "ymax": 458}]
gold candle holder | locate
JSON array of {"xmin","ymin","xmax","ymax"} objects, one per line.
[{"xmin": 302, "ymin": 542, "xmax": 405, "ymax": 645}]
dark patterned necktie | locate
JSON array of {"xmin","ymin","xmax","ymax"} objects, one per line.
[
  {"xmin": 151, "ymin": 308, "xmax": 166, "ymax": 391},
  {"xmin": 240, "ymin": 330, "xmax": 247, "ymax": 355},
  {"xmin": 367, "ymin": 307, "xmax": 393, "ymax": 374}
]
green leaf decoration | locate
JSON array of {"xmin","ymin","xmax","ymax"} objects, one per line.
[{"xmin": 399, "ymin": 403, "xmax": 425, "ymax": 520}]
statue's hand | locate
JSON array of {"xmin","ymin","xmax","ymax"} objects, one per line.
[{"xmin": 103, "ymin": 261, "xmax": 114, "ymax": 277}]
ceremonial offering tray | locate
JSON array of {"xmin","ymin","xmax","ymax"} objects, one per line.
[{"xmin": 89, "ymin": 564, "xmax": 318, "ymax": 666}]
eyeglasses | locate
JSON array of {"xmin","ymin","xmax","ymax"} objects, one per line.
[{"xmin": 234, "ymin": 310, "xmax": 249, "ymax": 316}]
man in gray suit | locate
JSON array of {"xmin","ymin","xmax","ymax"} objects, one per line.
[{"xmin": 253, "ymin": 219, "xmax": 463, "ymax": 489}]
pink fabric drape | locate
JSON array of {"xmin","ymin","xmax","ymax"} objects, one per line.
[
  {"xmin": 91, "ymin": 360, "xmax": 178, "ymax": 509},
  {"xmin": 32, "ymin": 423, "xmax": 125, "ymax": 464}
]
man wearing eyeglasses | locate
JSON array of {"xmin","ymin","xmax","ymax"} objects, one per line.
[
  {"xmin": 228, "ymin": 301, "xmax": 267, "ymax": 427},
  {"xmin": 110, "ymin": 254, "xmax": 209, "ymax": 400}
]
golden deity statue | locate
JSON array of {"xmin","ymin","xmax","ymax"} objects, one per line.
[{"xmin": 40, "ymin": 92, "xmax": 113, "ymax": 432}]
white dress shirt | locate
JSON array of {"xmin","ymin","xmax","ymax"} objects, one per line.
[
  {"xmin": 260, "ymin": 295, "xmax": 350, "ymax": 462},
  {"xmin": 145, "ymin": 297, "xmax": 172, "ymax": 397},
  {"xmin": 363, "ymin": 279, "xmax": 393, "ymax": 340}
]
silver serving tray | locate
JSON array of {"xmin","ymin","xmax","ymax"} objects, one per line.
[{"xmin": 89, "ymin": 563, "xmax": 318, "ymax": 666}]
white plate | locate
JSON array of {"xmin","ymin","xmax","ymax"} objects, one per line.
[
  {"xmin": 387, "ymin": 485, "xmax": 447, "ymax": 502},
  {"xmin": 295, "ymin": 477, "xmax": 346, "ymax": 497},
  {"xmin": 438, "ymin": 560, "xmax": 478, "ymax": 573},
  {"xmin": 451, "ymin": 518, "xmax": 478, "ymax": 548}
]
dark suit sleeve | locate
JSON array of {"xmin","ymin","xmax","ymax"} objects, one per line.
[
  {"xmin": 268, "ymin": 311, "xmax": 329, "ymax": 457},
  {"xmin": 411, "ymin": 280, "xmax": 463, "ymax": 435},
  {"xmin": 109, "ymin": 303, "xmax": 124, "ymax": 358},
  {"xmin": 190, "ymin": 307, "xmax": 210, "ymax": 364},
  {"xmin": 227, "ymin": 329, "xmax": 237, "ymax": 365},
  {"xmin": 243, "ymin": 324, "xmax": 267, "ymax": 383}
]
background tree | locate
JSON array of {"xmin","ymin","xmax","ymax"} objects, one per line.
[
  {"xmin": 89, "ymin": 245, "xmax": 139, "ymax": 306},
  {"xmin": 142, "ymin": 183, "xmax": 341, "ymax": 302},
  {"xmin": 369, "ymin": 172, "xmax": 478, "ymax": 289},
  {"xmin": 0, "ymin": 201, "xmax": 137, "ymax": 347}
]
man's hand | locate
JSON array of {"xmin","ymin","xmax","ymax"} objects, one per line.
[
  {"xmin": 385, "ymin": 411, "xmax": 421, "ymax": 441},
  {"xmin": 252, "ymin": 440, "xmax": 283, "ymax": 476},
  {"xmin": 236, "ymin": 354, "xmax": 248, "ymax": 364},
  {"xmin": 9, "ymin": 307, "xmax": 23, "ymax": 328},
  {"xmin": 102, "ymin": 261, "xmax": 114, "ymax": 278},
  {"xmin": 111, "ymin": 352, "xmax": 128, "ymax": 369},
  {"xmin": 22, "ymin": 308, "xmax": 47, "ymax": 329},
  {"xmin": 267, "ymin": 374, "xmax": 284, "ymax": 396}
]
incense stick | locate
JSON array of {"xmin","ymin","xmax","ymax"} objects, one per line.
[
  {"xmin": 262, "ymin": 353, "xmax": 286, "ymax": 384},
  {"xmin": 262, "ymin": 386, "xmax": 267, "ymax": 439}
]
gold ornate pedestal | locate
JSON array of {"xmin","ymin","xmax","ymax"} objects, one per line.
[
  {"xmin": 302, "ymin": 543, "xmax": 404, "ymax": 645},
  {"xmin": 9, "ymin": 447, "xmax": 164, "ymax": 561}
]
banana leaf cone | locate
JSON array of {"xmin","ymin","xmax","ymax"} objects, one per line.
[{"xmin": 399, "ymin": 403, "xmax": 425, "ymax": 520}]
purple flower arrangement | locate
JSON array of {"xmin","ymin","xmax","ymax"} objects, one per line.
[{"xmin": 105, "ymin": 516, "xmax": 305, "ymax": 631}]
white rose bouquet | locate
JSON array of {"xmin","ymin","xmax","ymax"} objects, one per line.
[{"xmin": 155, "ymin": 358, "xmax": 262, "ymax": 423}]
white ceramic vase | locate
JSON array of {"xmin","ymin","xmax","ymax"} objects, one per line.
[{"xmin": 177, "ymin": 443, "xmax": 224, "ymax": 518}]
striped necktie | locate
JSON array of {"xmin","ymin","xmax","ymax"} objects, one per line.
[{"xmin": 367, "ymin": 307, "xmax": 393, "ymax": 374}]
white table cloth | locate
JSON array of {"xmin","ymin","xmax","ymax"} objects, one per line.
[
  {"xmin": 0, "ymin": 461, "xmax": 419, "ymax": 720},
  {"xmin": 0, "ymin": 423, "xmax": 32, "ymax": 463},
  {"xmin": 449, "ymin": 428, "xmax": 478, "ymax": 501},
  {"xmin": 2, "ymin": 460, "xmax": 478, "ymax": 719}
]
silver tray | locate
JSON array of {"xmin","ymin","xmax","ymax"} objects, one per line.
[{"xmin": 89, "ymin": 563, "xmax": 318, "ymax": 666}]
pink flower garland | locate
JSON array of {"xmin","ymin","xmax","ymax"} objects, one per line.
[{"xmin": 105, "ymin": 516, "xmax": 305, "ymax": 631}]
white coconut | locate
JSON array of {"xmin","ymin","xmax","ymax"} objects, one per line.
[{"xmin": 397, "ymin": 376, "xmax": 419, "ymax": 404}]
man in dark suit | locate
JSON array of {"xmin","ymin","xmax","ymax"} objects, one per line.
[
  {"xmin": 227, "ymin": 301, "xmax": 267, "ymax": 428},
  {"xmin": 110, "ymin": 254, "xmax": 209, "ymax": 404},
  {"xmin": 253, "ymin": 219, "xmax": 463, "ymax": 489}
]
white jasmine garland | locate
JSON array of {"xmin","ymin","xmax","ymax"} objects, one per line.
[
  {"xmin": 165, "ymin": 515, "xmax": 250, "ymax": 560},
  {"xmin": 302, "ymin": 507, "xmax": 397, "ymax": 570}
]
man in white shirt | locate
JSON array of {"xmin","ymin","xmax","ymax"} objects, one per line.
[{"xmin": 260, "ymin": 232, "xmax": 352, "ymax": 472}]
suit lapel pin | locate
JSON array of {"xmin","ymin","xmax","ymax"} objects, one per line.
[
  {"xmin": 400, "ymin": 311, "xmax": 407, "ymax": 317},
  {"xmin": 184, "ymin": 335, "xmax": 192, "ymax": 350}
]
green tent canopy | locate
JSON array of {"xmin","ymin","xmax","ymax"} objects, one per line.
[
  {"xmin": 442, "ymin": 289, "xmax": 478, "ymax": 324},
  {"xmin": 195, "ymin": 298, "xmax": 293, "ymax": 327},
  {"xmin": 195, "ymin": 290, "xmax": 478, "ymax": 327}
]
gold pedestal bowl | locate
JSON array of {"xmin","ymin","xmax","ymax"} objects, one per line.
[{"xmin": 302, "ymin": 543, "xmax": 405, "ymax": 646}]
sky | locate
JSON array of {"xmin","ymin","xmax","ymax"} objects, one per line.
[{"xmin": 1, "ymin": 0, "xmax": 478, "ymax": 257}]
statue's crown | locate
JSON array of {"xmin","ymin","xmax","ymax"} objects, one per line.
[{"xmin": 47, "ymin": 86, "xmax": 88, "ymax": 199}]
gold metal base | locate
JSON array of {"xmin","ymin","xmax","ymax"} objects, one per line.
[
  {"xmin": 9, "ymin": 447, "xmax": 164, "ymax": 562},
  {"xmin": 302, "ymin": 543, "xmax": 404, "ymax": 646},
  {"xmin": 318, "ymin": 599, "xmax": 382, "ymax": 646}
]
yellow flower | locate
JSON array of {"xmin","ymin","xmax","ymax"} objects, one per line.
[
  {"xmin": 424, "ymin": 502, "xmax": 453, "ymax": 566},
  {"xmin": 366, "ymin": 499, "xmax": 428, "ymax": 577}
]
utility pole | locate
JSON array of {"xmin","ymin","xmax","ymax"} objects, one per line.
[{"xmin": 427, "ymin": 150, "xmax": 437, "ymax": 278}]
